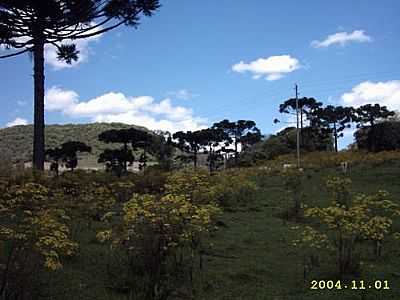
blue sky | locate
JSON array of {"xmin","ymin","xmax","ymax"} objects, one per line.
[{"xmin": 1, "ymin": 0, "xmax": 400, "ymax": 149}]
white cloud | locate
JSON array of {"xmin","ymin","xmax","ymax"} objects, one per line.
[
  {"xmin": 0, "ymin": 24, "xmax": 102, "ymax": 70},
  {"xmin": 341, "ymin": 80, "xmax": 400, "ymax": 110},
  {"xmin": 45, "ymin": 86, "xmax": 207, "ymax": 132},
  {"xmin": 311, "ymin": 30, "xmax": 372, "ymax": 48},
  {"xmin": 6, "ymin": 117, "xmax": 28, "ymax": 127},
  {"xmin": 232, "ymin": 55, "xmax": 301, "ymax": 81},
  {"xmin": 167, "ymin": 89, "xmax": 199, "ymax": 100},
  {"xmin": 45, "ymin": 86, "xmax": 79, "ymax": 111}
]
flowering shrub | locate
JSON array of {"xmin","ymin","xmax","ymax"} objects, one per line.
[
  {"xmin": 165, "ymin": 168, "xmax": 216, "ymax": 204},
  {"xmin": 212, "ymin": 170, "xmax": 259, "ymax": 208},
  {"xmin": 97, "ymin": 192, "xmax": 220, "ymax": 298},
  {"xmin": 108, "ymin": 181, "xmax": 135, "ymax": 202},
  {"xmin": 292, "ymin": 177, "xmax": 400, "ymax": 276},
  {"xmin": 52, "ymin": 175, "xmax": 118, "ymax": 229},
  {"xmin": 282, "ymin": 168, "xmax": 304, "ymax": 219},
  {"xmin": 0, "ymin": 182, "xmax": 77, "ymax": 298}
]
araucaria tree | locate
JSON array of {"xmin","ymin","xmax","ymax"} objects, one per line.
[
  {"xmin": 198, "ymin": 128, "xmax": 228, "ymax": 173},
  {"xmin": 354, "ymin": 104, "xmax": 395, "ymax": 152},
  {"xmin": 279, "ymin": 97, "xmax": 323, "ymax": 129},
  {"xmin": 131, "ymin": 130, "xmax": 154, "ymax": 173},
  {"xmin": 151, "ymin": 131, "xmax": 175, "ymax": 171},
  {"xmin": 46, "ymin": 141, "xmax": 91, "ymax": 173},
  {"xmin": 354, "ymin": 104, "xmax": 395, "ymax": 129},
  {"xmin": 0, "ymin": 0, "xmax": 160, "ymax": 170},
  {"xmin": 99, "ymin": 128, "xmax": 148, "ymax": 172},
  {"xmin": 313, "ymin": 105, "xmax": 353, "ymax": 152},
  {"xmin": 212, "ymin": 119, "xmax": 261, "ymax": 165},
  {"xmin": 172, "ymin": 130, "xmax": 205, "ymax": 169}
]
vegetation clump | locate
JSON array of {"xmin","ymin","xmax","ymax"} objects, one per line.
[{"xmin": 293, "ymin": 177, "xmax": 400, "ymax": 277}]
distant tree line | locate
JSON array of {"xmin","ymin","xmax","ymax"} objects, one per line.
[
  {"xmin": 272, "ymin": 98, "xmax": 397, "ymax": 156},
  {"xmin": 44, "ymin": 119, "xmax": 262, "ymax": 175},
  {"xmin": 44, "ymin": 101, "xmax": 399, "ymax": 173},
  {"xmin": 172, "ymin": 119, "xmax": 261, "ymax": 172}
]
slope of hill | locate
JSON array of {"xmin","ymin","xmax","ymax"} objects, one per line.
[{"xmin": 0, "ymin": 123, "xmax": 149, "ymax": 164}]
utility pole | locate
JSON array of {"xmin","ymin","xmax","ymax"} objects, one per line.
[{"xmin": 295, "ymin": 84, "xmax": 301, "ymax": 169}]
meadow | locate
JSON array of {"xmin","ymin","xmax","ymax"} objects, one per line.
[{"xmin": 1, "ymin": 151, "xmax": 400, "ymax": 300}]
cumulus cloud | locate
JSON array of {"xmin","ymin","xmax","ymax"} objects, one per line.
[
  {"xmin": 6, "ymin": 117, "xmax": 28, "ymax": 127},
  {"xmin": 44, "ymin": 86, "xmax": 207, "ymax": 132},
  {"xmin": 167, "ymin": 89, "xmax": 199, "ymax": 100},
  {"xmin": 232, "ymin": 55, "xmax": 301, "ymax": 81},
  {"xmin": 341, "ymin": 80, "xmax": 400, "ymax": 110},
  {"xmin": 45, "ymin": 86, "xmax": 79, "ymax": 111},
  {"xmin": 311, "ymin": 30, "xmax": 372, "ymax": 48}
]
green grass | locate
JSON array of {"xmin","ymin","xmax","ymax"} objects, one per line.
[
  {"xmin": 43, "ymin": 161, "xmax": 400, "ymax": 299},
  {"xmin": 195, "ymin": 161, "xmax": 400, "ymax": 300}
]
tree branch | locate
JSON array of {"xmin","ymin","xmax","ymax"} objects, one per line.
[
  {"xmin": 73, "ymin": 19, "xmax": 126, "ymax": 39},
  {"xmin": 0, "ymin": 48, "xmax": 30, "ymax": 59}
]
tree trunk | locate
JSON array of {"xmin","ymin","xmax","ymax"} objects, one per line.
[
  {"xmin": 142, "ymin": 146, "xmax": 147, "ymax": 175},
  {"xmin": 369, "ymin": 121, "xmax": 376, "ymax": 152},
  {"xmin": 123, "ymin": 142, "xmax": 127, "ymax": 172},
  {"xmin": 234, "ymin": 139, "xmax": 238, "ymax": 166},
  {"xmin": 209, "ymin": 145, "xmax": 212, "ymax": 174},
  {"xmin": 333, "ymin": 123, "xmax": 338, "ymax": 153},
  {"xmin": 33, "ymin": 41, "xmax": 45, "ymax": 171},
  {"xmin": 193, "ymin": 149, "xmax": 197, "ymax": 169}
]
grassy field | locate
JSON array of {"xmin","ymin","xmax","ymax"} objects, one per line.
[
  {"xmin": 36, "ymin": 160, "xmax": 400, "ymax": 300},
  {"xmin": 196, "ymin": 161, "xmax": 400, "ymax": 300}
]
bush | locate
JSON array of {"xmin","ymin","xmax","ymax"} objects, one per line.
[
  {"xmin": 355, "ymin": 121, "xmax": 400, "ymax": 152},
  {"xmin": 165, "ymin": 168, "xmax": 215, "ymax": 205},
  {"xmin": 212, "ymin": 170, "xmax": 259, "ymax": 209},
  {"xmin": 97, "ymin": 193, "xmax": 220, "ymax": 299},
  {"xmin": 0, "ymin": 182, "xmax": 77, "ymax": 298},
  {"xmin": 292, "ymin": 177, "xmax": 400, "ymax": 277}
]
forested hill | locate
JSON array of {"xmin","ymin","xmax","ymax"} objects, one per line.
[{"xmin": 0, "ymin": 123, "xmax": 149, "ymax": 163}]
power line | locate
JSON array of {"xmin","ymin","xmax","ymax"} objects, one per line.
[{"xmin": 198, "ymin": 69, "xmax": 400, "ymax": 129}]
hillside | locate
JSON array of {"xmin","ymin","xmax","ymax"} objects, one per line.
[{"xmin": 0, "ymin": 122, "xmax": 150, "ymax": 164}]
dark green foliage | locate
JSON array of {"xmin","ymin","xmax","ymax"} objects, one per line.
[
  {"xmin": 259, "ymin": 135, "xmax": 292, "ymax": 160},
  {"xmin": 99, "ymin": 127, "xmax": 149, "ymax": 172},
  {"xmin": 352, "ymin": 104, "xmax": 396, "ymax": 152},
  {"xmin": 354, "ymin": 104, "xmax": 395, "ymax": 128},
  {"xmin": 198, "ymin": 128, "xmax": 229, "ymax": 172},
  {"xmin": 131, "ymin": 130, "xmax": 157, "ymax": 172},
  {"xmin": 243, "ymin": 126, "xmax": 333, "ymax": 162},
  {"xmin": 355, "ymin": 121, "xmax": 400, "ymax": 152},
  {"xmin": 300, "ymin": 126, "xmax": 333, "ymax": 152},
  {"xmin": 150, "ymin": 132, "xmax": 176, "ymax": 171},
  {"xmin": 212, "ymin": 119, "xmax": 261, "ymax": 165},
  {"xmin": 97, "ymin": 127, "xmax": 165, "ymax": 174},
  {"xmin": 46, "ymin": 141, "xmax": 91, "ymax": 172},
  {"xmin": 312, "ymin": 105, "xmax": 353, "ymax": 152},
  {"xmin": 98, "ymin": 148, "xmax": 134, "ymax": 176},
  {"xmin": 172, "ymin": 130, "xmax": 205, "ymax": 168}
]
